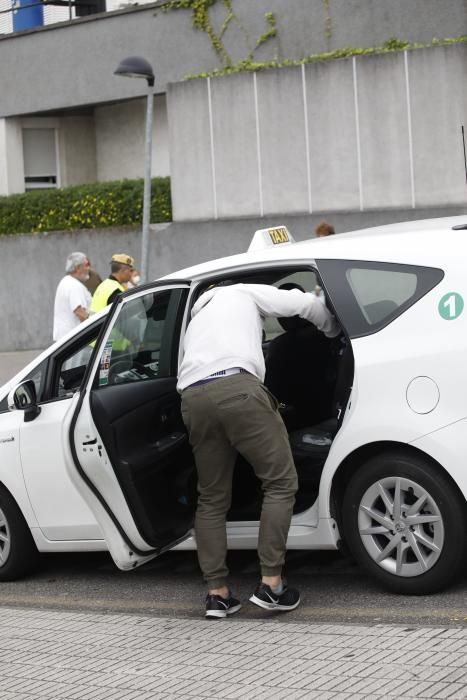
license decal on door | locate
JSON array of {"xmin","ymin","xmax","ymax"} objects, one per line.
[{"xmin": 98, "ymin": 341, "xmax": 113, "ymax": 386}]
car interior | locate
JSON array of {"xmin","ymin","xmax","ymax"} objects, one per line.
[{"xmin": 191, "ymin": 267, "xmax": 354, "ymax": 520}]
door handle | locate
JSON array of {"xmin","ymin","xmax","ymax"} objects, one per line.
[{"xmin": 154, "ymin": 432, "xmax": 187, "ymax": 453}]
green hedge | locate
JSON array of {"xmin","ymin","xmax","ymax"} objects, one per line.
[{"xmin": 0, "ymin": 177, "xmax": 172, "ymax": 235}]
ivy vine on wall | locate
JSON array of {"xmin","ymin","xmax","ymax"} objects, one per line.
[
  {"xmin": 158, "ymin": 0, "xmax": 278, "ymax": 67},
  {"xmin": 322, "ymin": 0, "xmax": 332, "ymax": 47},
  {"xmin": 156, "ymin": 0, "xmax": 467, "ymax": 80}
]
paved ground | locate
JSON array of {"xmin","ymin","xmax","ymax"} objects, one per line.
[
  {"xmin": 2, "ymin": 351, "xmax": 467, "ymax": 697},
  {"xmin": 3, "ymin": 549, "xmax": 467, "ymax": 627},
  {"xmin": 0, "ymin": 349, "xmax": 44, "ymax": 386},
  {"xmin": 2, "ymin": 605, "xmax": 467, "ymax": 699}
]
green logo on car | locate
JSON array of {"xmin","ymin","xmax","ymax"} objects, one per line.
[{"xmin": 439, "ymin": 292, "xmax": 464, "ymax": 320}]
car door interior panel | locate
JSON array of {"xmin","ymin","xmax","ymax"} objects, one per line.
[{"xmin": 90, "ymin": 376, "xmax": 197, "ymax": 549}]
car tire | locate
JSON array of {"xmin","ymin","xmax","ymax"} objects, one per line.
[
  {"xmin": 0, "ymin": 486, "xmax": 40, "ymax": 581},
  {"xmin": 342, "ymin": 451, "xmax": 467, "ymax": 595}
]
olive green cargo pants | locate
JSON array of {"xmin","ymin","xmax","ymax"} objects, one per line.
[{"xmin": 180, "ymin": 372, "xmax": 298, "ymax": 589}]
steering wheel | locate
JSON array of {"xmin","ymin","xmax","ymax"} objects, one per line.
[{"xmin": 107, "ymin": 360, "xmax": 154, "ymax": 385}]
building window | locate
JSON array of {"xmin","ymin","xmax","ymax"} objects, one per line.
[{"xmin": 22, "ymin": 128, "xmax": 59, "ymax": 190}]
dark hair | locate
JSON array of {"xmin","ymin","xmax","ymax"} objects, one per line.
[
  {"xmin": 111, "ymin": 261, "xmax": 127, "ymax": 274},
  {"xmin": 315, "ymin": 221, "xmax": 335, "ymax": 237}
]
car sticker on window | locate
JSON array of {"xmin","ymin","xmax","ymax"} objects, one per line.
[
  {"xmin": 438, "ymin": 292, "xmax": 464, "ymax": 320},
  {"xmin": 98, "ymin": 341, "xmax": 113, "ymax": 386}
]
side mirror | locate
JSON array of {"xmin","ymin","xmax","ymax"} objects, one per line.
[{"xmin": 7, "ymin": 380, "xmax": 41, "ymax": 422}]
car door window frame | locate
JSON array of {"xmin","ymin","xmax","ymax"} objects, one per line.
[
  {"xmin": 91, "ymin": 286, "xmax": 189, "ymax": 390},
  {"xmin": 39, "ymin": 319, "xmax": 105, "ymax": 404},
  {"xmin": 67, "ymin": 282, "xmax": 192, "ymax": 555}
]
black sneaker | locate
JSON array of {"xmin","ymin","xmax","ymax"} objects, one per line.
[
  {"xmin": 205, "ymin": 593, "xmax": 242, "ymax": 619},
  {"xmin": 249, "ymin": 582, "xmax": 300, "ymax": 612}
]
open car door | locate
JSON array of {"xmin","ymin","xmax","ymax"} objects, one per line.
[{"xmin": 67, "ymin": 282, "xmax": 196, "ymax": 570}]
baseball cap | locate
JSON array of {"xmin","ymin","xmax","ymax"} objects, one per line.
[{"xmin": 111, "ymin": 253, "xmax": 135, "ymax": 267}]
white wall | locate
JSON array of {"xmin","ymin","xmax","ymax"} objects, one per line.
[
  {"xmin": 60, "ymin": 116, "xmax": 97, "ymax": 186},
  {"xmin": 95, "ymin": 95, "xmax": 169, "ymax": 182},
  {"xmin": 0, "ymin": 118, "xmax": 24, "ymax": 196},
  {"xmin": 168, "ymin": 44, "xmax": 467, "ymax": 221},
  {"xmin": 0, "ymin": 119, "xmax": 9, "ymax": 194}
]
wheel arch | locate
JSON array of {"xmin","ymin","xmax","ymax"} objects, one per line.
[
  {"xmin": 330, "ymin": 440, "xmax": 467, "ymax": 525},
  {"xmin": 0, "ymin": 477, "xmax": 38, "ymax": 529}
]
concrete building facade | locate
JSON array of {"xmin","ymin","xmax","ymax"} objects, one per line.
[
  {"xmin": 168, "ymin": 44, "xmax": 467, "ymax": 221},
  {"xmin": 1, "ymin": 1, "xmax": 467, "ymax": 350},
  {"xmin": 0, "ymin": 0, "xmax": 466, "ymax": 199}
]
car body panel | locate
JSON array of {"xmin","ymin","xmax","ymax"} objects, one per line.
[
  {"xmin": 1, "ymin": 215, "xmax": 467, "ymax": 570},
  {"xmin": 0, "ymin": 410, "xmax": 39, "ymax": 528},
  {"xmin": 18, "ymin": 396, "xmax": 102, "ymax": 541},
  {"xmin": 161, "ymin": 219, "xmax": 467, "ymax": 283}
]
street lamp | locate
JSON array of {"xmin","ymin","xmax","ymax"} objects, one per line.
[{"xmin": 114, "ymin": 56, "xmax": 155, "ymax": 283}]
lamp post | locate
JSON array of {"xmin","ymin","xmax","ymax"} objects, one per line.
[{"xmin": 114, "ymin": 56, "xmax": 155, "ymax": 283}]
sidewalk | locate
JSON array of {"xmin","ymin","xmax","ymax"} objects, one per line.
[
  {"xmin": 1, "ymin": 605, "xmax": 467, "ymax": 699},
  {"xmin": 0, "ymin": 349, "xmax": 44, "ymax": 386}
]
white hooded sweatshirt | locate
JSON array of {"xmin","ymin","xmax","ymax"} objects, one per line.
[{"xmin": 177, "ymin": 283, "xmax": 340, "ymax": 391}]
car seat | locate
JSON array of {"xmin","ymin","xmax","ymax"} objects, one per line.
[
  {"xmin": 288, "ymin": 338, "xmax": 354, "ymax": 467},
  {"xmin": 265, "ymin": 316, "xmax": 334, "ymax": 430}
]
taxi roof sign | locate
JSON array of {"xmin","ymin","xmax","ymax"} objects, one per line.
[{"xmin": 248, "ymin": 225, "xmax": 296, "ymax": 252}]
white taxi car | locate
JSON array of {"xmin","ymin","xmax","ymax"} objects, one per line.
[{"xmin": 1, "ymin": 216, "xmax": 467, "ymax": 596}]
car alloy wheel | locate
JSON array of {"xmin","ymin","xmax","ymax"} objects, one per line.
[
  {"xmin": 358, "ymin": 476, "xmax": 444, "ymax": 577},
  {"xmin": 0, "ymin": 487, "xmax": 39, "ymax": 581},
  {"xmin": 342, "ymin": 451, "xmax": 467, "ymax": 594},
  {"xmin": 0, "ymin": 504, "xmax": 11, "ymax": 565}
]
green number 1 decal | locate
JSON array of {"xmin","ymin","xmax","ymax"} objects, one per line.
[{"xmin": 439, "ymin": 292, "xmax": 464, "ymax": 320}]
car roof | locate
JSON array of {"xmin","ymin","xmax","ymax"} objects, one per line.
[{"xmin": 161, "ymin": 215, "xmax": 467, "ymax": 281}]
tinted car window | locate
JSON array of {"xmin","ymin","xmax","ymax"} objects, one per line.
[
  {"xmin": 95, "ymin": 288, "xmax": 187, "ymax": 388},
  {"xmin": 47, "ymin": 321, "xmax": 104, "ymax": 401},
  {"xmin": 56, "ymin": 341, "xmax": 96, "ymax": 399},
  {"xmin": 317, "ymin": 259, "xmax": 444, "ymax": 338},
  {"xmin": 346, "ymin": 267, "xmax": 417, "ymax": 325}
]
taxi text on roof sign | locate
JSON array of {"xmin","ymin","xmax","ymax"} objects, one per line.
[{"xmin": 247, "ymin": 225, "xmax": 296, "ymax": 252}]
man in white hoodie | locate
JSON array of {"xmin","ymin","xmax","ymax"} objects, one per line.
[{"xmin": 177, "ymin": 283, "xmax": 340, "ymax": 618}]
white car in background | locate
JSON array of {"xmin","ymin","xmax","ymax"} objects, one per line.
[{"xmin": 1, "ymin": 216, "xmax": 467, "ymax": 595}]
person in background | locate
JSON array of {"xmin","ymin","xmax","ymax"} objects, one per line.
[
  {"xmin": 178, "ymin": 282, "xmax": 340, "ymax": 619},
  {"xmin": 126, "ymin": 269, "xmax": 141, "ymax": 290},
  {"xmin": 314, "ymin": 221, "xmax": 335, "ymax": 237},
  {"xmin": 53, "ymin": 252, "xmax": 91, "ymax": 341},
  {"xmin": 90, "ymin": 253, "xmax": 135, "ymax": 313},
  {"xmin": 82, "ymin": 260, "xmax": 102, "ymax": 296}
]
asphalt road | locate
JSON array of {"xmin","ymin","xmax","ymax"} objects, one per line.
[
  {"xmin": 0, "ymin": 349, "xmax": 44, "ymax": 386},
  {"xmin": 2, "ymin": 548, "xmax": 467, "ymax": 627}
]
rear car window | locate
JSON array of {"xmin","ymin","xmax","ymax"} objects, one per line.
[{"xmin": 316, "ymin": 259, "xmax": 444, "ymax": 338}]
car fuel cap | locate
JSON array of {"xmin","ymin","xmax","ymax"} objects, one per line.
[{"xmin": 406, "ymin": 376, "xmax": 440, "ymax": 414}]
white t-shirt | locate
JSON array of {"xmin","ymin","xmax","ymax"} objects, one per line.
[
  {"xmin": 53, "ymin": 275, "xmax": 91, "ymax": 341},
  {"xmin": 177, "ymin": 283, "xmax": 340, "ymax": 391}
]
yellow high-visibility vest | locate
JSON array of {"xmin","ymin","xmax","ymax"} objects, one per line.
[
  {"xmin": 90, "ymin": 278, "xmax": 124, "ymax": 313},
  {"xmin": 90, "ymin": 278, "xmax": 130, "ymax": 351}
]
